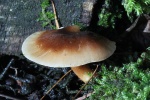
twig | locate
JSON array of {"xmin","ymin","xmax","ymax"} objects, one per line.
[
  {"xmin": 0, "ymin": 93, "xmax": 21, "ymax": 100},
  {"xmin": 75, "ymin": 92, "xmax": 92, "ymax": 100},
  {"xmin": 50, "ymin": 0, "xmax": 60, "ymax": 29},
  {"xmin": 73, "ymin": 65, "xmax": 99, "ymax": 100},
  {"xmin": 0, "ymin": 59, "xmax": 14, "ymax": 79},
  {"xmin": 40, "ymin": 69, "xmax": 72, "ymax": 100},
  {"xmin": 10, "ymin": 67, "xmax": 18, "ymax": 76},
  {"xmin": 9, "ymin": 75, "xmax": 32, "ymax": 84}
]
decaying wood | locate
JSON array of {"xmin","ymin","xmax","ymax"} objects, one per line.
[
  {"xmin": 0, "ymin": 0, "xmax": 44, "ymax": 56},
  {"xmin": 125, "ymin": 14, "xmax": 150, "ymax": 51},
  {"xmin": 81, "ymin": 0, "xmax": 96, "ymax": 26},
  {"xmin": 0, "ymin": 0, "xmax": 97, "ymax": 56},
  {"xmin": 126, "ymin": 14, "xmax": 150, "ymax": 32},
  {"xmin": 144, "ymin": 20, "xmax": 150, "ymax": 33}
]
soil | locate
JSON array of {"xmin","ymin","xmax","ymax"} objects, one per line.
[{"xmin": 0, "ymin": 55, "xmax": 85, "ymax": 100}]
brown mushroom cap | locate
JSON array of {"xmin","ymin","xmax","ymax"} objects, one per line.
[{"xmin": 22, "ymin": 25, "xmax": 116, "ymax": 67}]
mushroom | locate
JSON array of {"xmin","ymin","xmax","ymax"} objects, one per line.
[{"xmin": 22, "ymin": 25, "xmax": 116, "ymax": 83}]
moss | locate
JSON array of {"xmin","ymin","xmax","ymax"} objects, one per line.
[
  {"xmin": 97, "ymin": 0, "xmax": 122, "ymax": 28},
  {"xmin": 122, "ymin": 0, "xmax": 150, "ymax": 21},
  {"xmin": 85, "ymin": 47, "xmax": 150, "ymax": 99},
  {"xmin": 97, "ymin": 0, "xmax": 150, "ymax": 28}
]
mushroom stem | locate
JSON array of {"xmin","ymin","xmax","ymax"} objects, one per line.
[{"xmin": 71, "ymin": 65, "xmax": 95, "ymax": 83}]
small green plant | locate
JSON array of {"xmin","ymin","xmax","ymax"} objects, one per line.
[
  {"xmin": 37, "ymin": 0, "xmax": 56, "ymax": 29},
  {"xmin": 85, "ymin": 47, "xmax": 150, "ymax": 100}
]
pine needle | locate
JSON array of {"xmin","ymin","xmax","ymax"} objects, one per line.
[{"xmin": 73, "ymin": 65, "xmax": 98, "ymax": 100}]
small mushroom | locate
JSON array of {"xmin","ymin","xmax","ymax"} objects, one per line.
[{"xmin": 22, "ymin": 25, "xmax": 116, "ymax": 83}]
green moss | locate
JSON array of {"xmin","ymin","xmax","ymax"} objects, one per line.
[
  {"xmin": 85, "ymin": 47, "xmax": 150, "ymax": 99},
  {"xmin": 98, "ymin": 0, "xmax": 122, "ymax": 28},
  {"xmin": 122, "ymin": 0, "xmax": 150, "ymax": 21},
  {"xmin": 37, "ymin": 0, "xmax": 56, "ymax": 29},
  {"xmin": 98, "ymin": 0, "xmax": 150, "ymax": 28}
]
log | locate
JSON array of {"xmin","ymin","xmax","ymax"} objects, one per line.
[
  {"xmin": 0, "ymin": 0, "xmax": 96, "ymax": 56},
  {"xmin": 125, "ymin": 15, "xmax": 150, "ymax": 51}
]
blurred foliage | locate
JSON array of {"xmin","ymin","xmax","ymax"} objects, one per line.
[
  {"xmin": 122, "ymin": 0, "xmax": 150, "ymax": 21},
  {"xmin": 98, "ymin": 0, "xmax": 122, "ymax": 28},
  {"xmin": 98, "ymin": 0, "xmax": 150, "ymax": 28},
  {"xmin": 85, "ymin": 47, "xmax": 150, "ymax": 100},
  {"xmin": 37, "ymin": 0, "xmax": 56, "ymax": 29}
]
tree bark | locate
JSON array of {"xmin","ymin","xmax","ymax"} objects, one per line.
[
  {"xmin": 0, "ymin": 0, "xmax": 44, "ymax": 56},
  {"xmin": 0, "ymin": 0, "xmax": 96, "ymax": 56}
]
